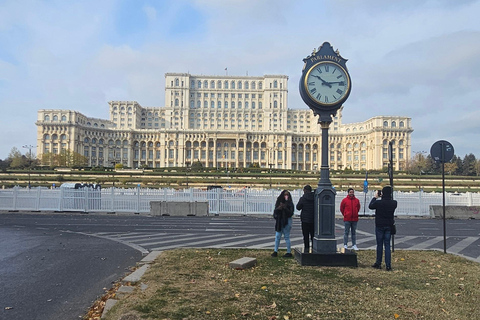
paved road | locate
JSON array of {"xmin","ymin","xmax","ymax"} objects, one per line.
[
  {"xmin": 37, "ymin": 214, "xmax": 479, "ymax": 263},
  {"xmin": 0, "ymin": 214, "xmax": 143, "ymax": 320}
]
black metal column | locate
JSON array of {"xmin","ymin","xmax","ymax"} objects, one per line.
[{"xmin": 312, "ymin": 118, "xmax": 337, "ymax": 253}]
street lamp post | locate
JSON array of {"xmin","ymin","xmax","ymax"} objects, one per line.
[{"xmin": 22, "ymin": 145, "xmax": 34, "ymax": 188}]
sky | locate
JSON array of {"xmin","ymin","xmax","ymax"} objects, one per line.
[{"xmin": 1, "ymin": 0, "xmax": 479, "ymax": 160}]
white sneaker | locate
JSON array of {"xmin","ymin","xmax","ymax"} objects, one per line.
[
  {"xmin": 344, "ymin": 245, "xmax": 348, "ymax": 249},
  {"xmin": 352, "ymin": 245, "xmax": 359, "ymax": 251}
]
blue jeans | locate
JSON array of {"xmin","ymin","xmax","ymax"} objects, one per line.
[
  {"xmin": 274, "ymin": 218, "xmax": 292, "ymax": 253},
  {"xmin": 343, "ymin": 221, "xmax": 357, "ymax": 246},
  {"xmin": 375, "ymin": 226, "xmax": 392, "ymax": 267}
]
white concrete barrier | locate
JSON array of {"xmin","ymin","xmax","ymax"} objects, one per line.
[{"xmin": 150, "ymin": 201, "xmax": 209, "ymax": 216}]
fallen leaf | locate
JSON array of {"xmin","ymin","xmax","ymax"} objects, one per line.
[
  {"xmin": 400, "ymin": 258, "xmax": 405, "ymax": 261},
  {"xmin": 4, "ymin": 307, "xmax": 13, "ymax": 310},
  {"xmin": 206, "ymin": 310, "xmax": 211, "ymax": 315},
  {"xmin": 261, "ymin": 286, "xmax": 267, "ymax": 290},
  {"xmin": 376, "ymin": 287, "xmax": 381, "ymax": 291},
  {"xmin": 394, "ymin": 314, "xmax": 400, "ymax": 319}
]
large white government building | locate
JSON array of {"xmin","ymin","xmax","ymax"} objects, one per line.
[{"xmin": 36, "ymin": 73, "xmax": 413, "ymax": 171}]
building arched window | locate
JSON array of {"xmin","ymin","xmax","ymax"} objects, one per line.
[
  {"xmin": 224, "ymin": 101, "xmax": 228, "ymax": 108},
  {"xmin": 44, "ymin": 115, "xmax": 50, "ymax": 121},
  {"xmin": 259, "ymin": 82, "xmax": 263, "ymax": 89},
  {"xmin": 190, "ymin": 100, "xmax": 194, "ymax": 108},
  {"xmin": 252, "ymin": 82, "xmax": 256, "ymax": 89},
  {"xmin": 383, "ymin": 121, "xmax": 388, "ymax": 127},
  {"xmin": 245, "ymin": 81, "xmax": 249, "ymax": 89},
  {"xmin": 204, "ymin": 100, "xmax": 208, "ymax": 108},
  {"xmin": 231, "ymin": 101, "xmax": 235, "ymax": 109},
  {"xmin": 259, "ymin": 102, "xmax": 262, "ymax": 109},
  {"xmin": 53, "ymin": 115, "xmax": 58, "ymax": 121},
  {"xmin": 400, "ymin": 121, "xmax": 404, "ymax": 128},
  {"xmin": 197, "ymin": 80, "xmax": 201, "ymax": 88},
  {"xmin": 274, "ymin": 101, "xmax": 278, "ymax": 108},
  {"xmin": 211, "ymin": 101, "xmax": 215, "ymax": 108},
  {"xmin": 175, "ymin": 98, "xmax": 179, "ymax": 106},
  {"xmin": 224, "ymin": 80, "xmax": 228, "ymax": 89},
  {"xmin": 197, "ymin": 100, "xmax": 201, "ymax": 108},
  {"xmin": 238, "ymin": 81, "xmax": 242, "ymax": 89},
  {"xmin": 217, "ymin": 80, "xmax": 222, "ymax": 89},
  {"xmin": 175, "ymin": 78, "xmax": 179, "ymax": 86},
  {"xmin": 392, "ymin": 121, "xmax": 396, "ymax": 128},
  {"xmin": 61, "ymin": 115, "xmax": 67, "ymax": 122},
  {"xmin": 210, "ymin": 80, "xmax": 215, "ymax": 89},
  {"xmin": 274, "ymin": 80, "xmax": 278, "ymax": 88},
  {"xmin": 204, "ymin": 80, "xmax": 208, "ymax": 88},
  {"xmin": 238, "ymin": 101, "xmax": 242, "ymax": 109}
]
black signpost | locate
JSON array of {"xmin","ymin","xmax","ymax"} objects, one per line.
[{"xmin": 430, "ymin": 140, "xmax": 455, "ymax": 254}]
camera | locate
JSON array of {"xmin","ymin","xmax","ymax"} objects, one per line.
[{"xmin": 377, "ymin": 190, "xmax": 382, "ymax": 197}]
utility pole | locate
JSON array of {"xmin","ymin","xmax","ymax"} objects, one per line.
[{"xmin": 22, "ymin": 145, "xmax": 34, "ymax": 188}]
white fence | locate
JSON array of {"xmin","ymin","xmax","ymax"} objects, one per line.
[{"xmin": 1, "ymin": 186, "xmax": 480, "ymax": 216}]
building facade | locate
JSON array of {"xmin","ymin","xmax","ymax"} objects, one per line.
[{"xmin": 36, "ymin": 73, "xmax": 413, "ymax": 171}]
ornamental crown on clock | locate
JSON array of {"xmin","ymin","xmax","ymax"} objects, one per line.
[{"xmin": 305, "ymin": 61, "xmax": 350, "ymax": 105}]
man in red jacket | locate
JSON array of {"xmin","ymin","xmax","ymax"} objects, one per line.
[{"xmin": 340, "ymin": 188, "xmax": 361, "ymax": 250}]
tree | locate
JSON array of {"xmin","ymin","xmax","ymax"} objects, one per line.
[
  {"xmin": 444, "ymin": 162, "xmax": 458, "ymax": 175},
  {"xmin": 462, "ymin": 154, "xmax": 477, "ymax": 176},
  {"xmin": 41, "ymin": 150, "xmax": 87, "ymax": 168},
  {"xmin": 7, "ymin": 147, "xmax": 28, "ymax": 168},
  {"xmin": 453, "ymin": 155, "xmax": 463, "ymax": 175},
  {"xmin": 191, "ymin": 160, "xmax": 203, "ymax": 172}
]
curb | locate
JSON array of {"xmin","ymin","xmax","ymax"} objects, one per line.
[{"xmin": 101, "ymin": 250, "xmax": 163, "ymax": 318}]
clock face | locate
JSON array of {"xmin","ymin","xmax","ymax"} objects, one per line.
[{"xmin": 305, "ymin": 61, "xmax": 350, "ymax": 106}]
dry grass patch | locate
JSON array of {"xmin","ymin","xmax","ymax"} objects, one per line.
[{"xmin": 101, "ymin": 249, "xmax": 480, "ymax": 320}]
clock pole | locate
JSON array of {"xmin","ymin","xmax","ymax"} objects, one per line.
[
  {"xmin": 295, "ymin": 42, "xmax": 356, "ymax": 267},
  {"xmin": 312, "ymin": 113, "xmax": 337, "ymax": 253}
]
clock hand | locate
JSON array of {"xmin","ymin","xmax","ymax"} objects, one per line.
[{"xmin": 311, "ymin": 75, "xmax": 332, "ymax": 88}]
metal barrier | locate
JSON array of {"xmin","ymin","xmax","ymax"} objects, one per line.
[{"xmin": 1, "ymin": 186, "xmax": 479, "ymax": 216}]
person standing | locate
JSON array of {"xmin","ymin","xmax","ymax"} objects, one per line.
[
  {"xmin": 369, "ymin": 186, "xmax": 397, "ymax": 271},
  {"xmin": 296, "ymin": 185, "xmax": 315, "ymax": 253},
  {"xmin": 340, "ymin": 188, "xmax": 361, "ymax": 250},
  {"xmin": 272, "ymin": 190, "xmax": 294, "ymax": 258}
]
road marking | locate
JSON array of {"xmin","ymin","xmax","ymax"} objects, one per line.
[
  {"xmin": 408, "ymin": 237, "xmax": 443, "ymax": 250},
  {"xmin": 149, "ymin": 234, "xmax": 253, "ymax": 251},
  {"xmin": 447, "ymin": 237, "xmax": 479, "ymax": 255}
]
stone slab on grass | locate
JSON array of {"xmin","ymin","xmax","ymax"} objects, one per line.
[{"xmin": 229, "ymin": 257, "xmax": 257, "ymax": 270}]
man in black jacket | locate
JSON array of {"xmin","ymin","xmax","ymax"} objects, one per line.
[
  {"xmin": 296, "ymin": 185, "xmax": 315, "ymax": 253},
  {"xmin": 369, "ymin": 186, "xmax": 397, "ymax": 271}
]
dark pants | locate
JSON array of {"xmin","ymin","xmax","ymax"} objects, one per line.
[
  {"xmin": 375, "ymin": 226, "xmax": 392, "ymax": 267},
  {"xmin": 301, "ymin": 222, "xmax": 314, "ymax": 252}
]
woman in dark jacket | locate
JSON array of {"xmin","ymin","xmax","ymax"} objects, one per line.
[
  {"xmin": 369, "ymin": 186, "xmax": 397, "ymax": 271},
  {"xmin": 272, "ymin": 190, "xmax": 294, "ymax": 258}
]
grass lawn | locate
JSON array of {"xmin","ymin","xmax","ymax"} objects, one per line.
[{"xmin": 99, "ymin": 248, "xmax": 480, "ymax": 320}]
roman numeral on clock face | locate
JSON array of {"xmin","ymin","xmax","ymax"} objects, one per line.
[{"xmin": 336, "ymin": 89, "xmax": 343, "ymax": 95}]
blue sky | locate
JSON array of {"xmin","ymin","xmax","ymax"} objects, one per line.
[{"xmin": 1, "ymin": 0, "xmax": 479, "ymax": 159}]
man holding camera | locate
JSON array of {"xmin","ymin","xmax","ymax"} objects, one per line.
[
  {"xmin": 369, "ymin": 186, "xmax": 397, "ymax": 271},
  {"xmin": 340, "ymin": 188, "xmax": 361, "ymax": 250}
]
